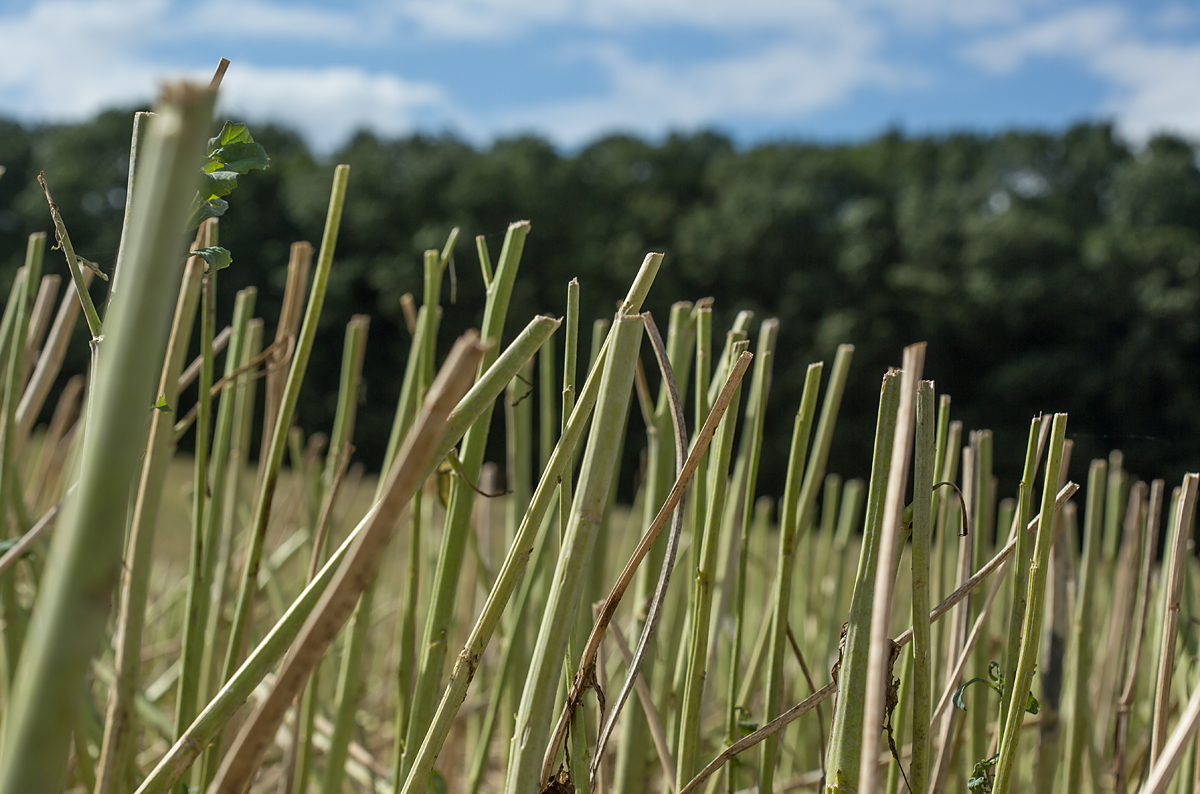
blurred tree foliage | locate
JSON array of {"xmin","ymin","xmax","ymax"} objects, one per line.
[{"xmin": 2, "ymin": 111, "xmax": 1198, "ymax": 498}]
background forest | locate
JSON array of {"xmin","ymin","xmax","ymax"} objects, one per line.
[{"xmin": 2, "ymin": 111, "xmax": 1198, "ymax": 495}]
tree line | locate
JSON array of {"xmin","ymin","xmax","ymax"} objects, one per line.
[{"xmin": 2, "ymin": 110, "xmax": 1199, "ymax": 497}]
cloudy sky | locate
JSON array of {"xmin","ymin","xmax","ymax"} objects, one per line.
[{"xmin": 1, "ymin": 0, "xmax": 1198, "ymax": 151}]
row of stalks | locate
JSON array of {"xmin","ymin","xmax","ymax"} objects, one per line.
[{"xmin": 0, "ymin": 78, "xmax": 1199, "ymax": 794}]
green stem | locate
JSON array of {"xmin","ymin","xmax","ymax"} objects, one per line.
[
  {"xmin": 992, "ymin": 413, "xmax": 1069, "ymax": 794},
  {"xmin": 401, "ymin": 223, "xmax": 530, "ymax": 773},
  {"xmin": 0, "ymin": 85, "xmax": 215, "ymax": 794},
  {"xmin": 761, "ymin": 344, "xmax": 854, "ymax": 792},
  {"xmin": 399, "ymin": 256, "xmax": 663, "ymax": 794},
  {"xmin": 723, "ymin": 318, "xmax": 778, "ymax": 794},
  {"xmin": 908, "ymin": 380, "xmax": 936, "ymax": 794},
  {"xmin": 503, "ymin": 313, "xmax": 644, "ymax": 794},
  {"xmin": 821, "ymin": 369, "xmax": 900, "ymax": 792},
  {"xmin": 138, "ymin": 314, "xmax": 561, "ymax": 794}
]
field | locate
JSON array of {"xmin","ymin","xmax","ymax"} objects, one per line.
[{"xmin": 1, "ymin": 78, "xmax": 1199, "ymax": 794}]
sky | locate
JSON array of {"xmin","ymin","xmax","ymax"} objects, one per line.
[{"xmin": 1, "ymin": 0, "xmax": 1198, "ymax": 152}]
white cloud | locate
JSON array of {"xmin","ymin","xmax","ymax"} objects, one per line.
[
  {"xmin": 217, "ymin": 64, "xmax": 446, "ymax": 151},
  {"xmin": 509, "ymin": 31, "xmax": 917, "ymax": 145},
  {"xmin": 964, "ymin": 6, "xmax": 1200, "ymax": 141}
]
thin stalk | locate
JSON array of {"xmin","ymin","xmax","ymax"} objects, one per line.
[
  {"xmin": 15, "ymin": 267, "xmax": 91, "ymax": 451},
  {"xmin": 723, "ymin": 318, "xmax": 779, "ymax": 794},
  {"xmin": 822, "ymin": 369, "xmax": 900, "ymax": 792},
  {"xmin": 502, "ymin": 314, "xmax": 644, "ymax": 794},
  {"xmin": 676, "ymin": 334, "xmax": 748, "ymax": 787},
  {"xmin": 205, "ymin": 334, "xmax": 487, "ymax": 794},
  {"xmin": 967, "ymin": 429, "xmax": 993, "ymax": 774},
  {"xmin": 1058, "ymin": 459, "xmax": 1107, "ymax": 792},
  {"xmin": 1034, "ymin": 439, "xmax": 1073, "ymax": 794},
  {"xmin": 0, "ymin": 259, "xmax": 36, "ymax": 695},
  {"xmin": 909, "ymin": 380, "xmax": 936, "ymax": 794},
  {"xmin": 107, "ymin": 110, "xmax": 151, "ymax": 298},
  {"xmin": 1151, "ymin": 474, "xmax": 1200, "ymax": 764},
  {"xmin": 998, "ymin": 416, "xmax": 1047, "ymax": 734},
  {"xmin": 1142, "ymin": 679, "xmax": 1200, "ymax": 794},
  {"xmin": 217, "ymin": 163, "xmax": 349, "ymax": 684},
  {"xmin": 402, "ymin": 222, "xmax": 530, "ymax": 773},
  {"xmin": 613, "ymin": 300, "xmax": 694, "ymax": 794},
  {"xmin": 0, "ymin": 84, "xmax": 216, "ymax": 794},
  {"xmin": 1112, "ymin": 478, "xmax": 1166, "ymax": 792},
  {"xmin": 398, "ymin": 256, "xmax": 662, "ymax": 794},
  {"xmin": 289, "ymin": 320, "xmax": 366, "ymax": 794},
  {"xmin": 859, "ymin": 343, "xmax": 925, "ymax": 794},
  {"xmin": 17, "ymin": 274, "xmax": 59, "ymax": 403},
  {"xmin": 992, "ymin": 413, "xmax": 1069, "ymax": 794},
  {"xmin": 37, "ymin": 174, "xmax": 103, "ymax": 339},
  {"xmin": 136, "ymin": 344, "xmax": 595, "ymax": 794},
  {"xmin": 174, "ymin": 266, "xmax": 217, "ymax": 749},
  {"xmin": 757, "ymin": 363, "xmax": 827, "ymax": 793}
]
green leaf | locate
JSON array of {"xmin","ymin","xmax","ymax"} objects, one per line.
[
  {"xmin": 953, "ymin": 677, "xmax": 1001, "ymax": 712},
  {"xmin": 152, "ymin": 394, "xmax": 173, "ymax": 415},
  {"xmin": 200, "ymin": 170, "xmax": 239, "ymax": 200},
  {"xmin": 1025, "ymin": 691, "xmax": 1041, "ymax": 715},
  {"xmin": 988, "ymin": 660, "xmax": 1002, "ymax": 684},
  {"xmin": 190, "ymin": 246, "xmax": 233, "ymax": 273},
  {"xmin": 209, "ymin": 141, "xmax": 269, "ymax": 174},
  {"xmin": 187, "ymin": 196, "xmax": 230, "ymax": 230},
  {"xmin": 207, "ymin": 121, "xmax": 254, "ymax": 155}
]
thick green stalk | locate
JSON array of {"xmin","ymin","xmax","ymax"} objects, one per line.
[
  {"xmin": 95, "ymin": 253, "xmax": 203, "ymax": 794},
  {"xmin": 909, "ymin": 380, "xmax": 936, "ymax": 794},
  {"xmin": 676, "ymin": 334, "xmax": 747, "ymax": 787},
  {"xmin": 0, "ymin": 84, "xmax": 215, "ymax": 794},
  {"xmin": 992, "ymin": 413, "xmax": 1069, "ymax": 794},
  {"xmin": 137, "ymin": 314, "xmax": 563, "ymax": 794},
  {"xmin": 756, "ymin": 363, "xmax": 824, "ymax": 794},
  {"xmin": 402, "ymin": 222, "xmax": 530, "ymax": 771},
  {"xmin": 760, "ymin": 344, "xmax": 853, "ymax": 792},
  {"xmin": 503, "ymin": 313, "xmax": 644, "ymax": 794},
  {"xmin": 400, "ymin": 256, "xmax": 662, "ymax": 794},
  {"xmin": 723, "ymin": 318, "xmax": 778, "ymax": 794},
  {"xmin": 822, "ymin": 369, "xmax": 900, "ymax": 792}
]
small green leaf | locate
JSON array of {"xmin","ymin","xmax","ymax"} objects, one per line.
[
  {"xmin": 152, "ymin": 394, "xmax": 173, "ymax": 414},
  {"xmin": 1026, "ymin": 691, "xmax": 1041, "ymax": 715},
  {"xmin": 190, "ymin": 246, "xmax": 233, "ymax": 273},
  {"xmin": 210, "ymin": 141, "xmax": 269, "ymax": 174},
  {"xmin": 988, "ymin": 660, "xmax": 1002, "ymax": 684},
  {"xmin": 200, "ymin": 170, "xmax": 239, "ymax": 200},
  {"xmin": 207, "ymin": 121, "xmax": 254, "ymax": 155}
]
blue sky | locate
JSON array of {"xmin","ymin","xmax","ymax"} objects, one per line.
[{"xmin": 1, "ymin": 0, "xmax": 1198, "ymax": 152}]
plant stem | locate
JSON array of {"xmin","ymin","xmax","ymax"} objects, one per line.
[
  {"xmin": 0, "ymin": 84, "xmax": 215, "ymax": 794},
  {"xmin": 909, "ymin": 380, "xmax": 936, "ymax": 794},
  {"xmin": 992, "ymin": 413, "xmax": 1069, "ymax": 794}
]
